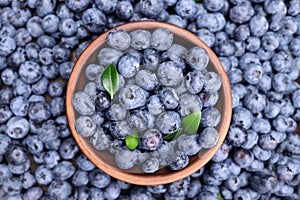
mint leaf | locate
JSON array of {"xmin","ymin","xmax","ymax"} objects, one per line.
[
  {"xmin": 163, "ymin": 128, "xmax": 183, "ymax": 141},
  {"xmin": 182, "ymin": 110, "xmax": 202, "ymax": 135},
  {"xmin": 101, "ymin": 64, "xmax": 119, "ymax": 99},
  {"xmin": 125, "ymin": 130, "xmax": 139, "ymax": 150},
  {"xmin": 217, "ymin": 193, "xmax": 222, "ymax": 200}
]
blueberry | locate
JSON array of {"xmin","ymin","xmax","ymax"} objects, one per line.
[
  {"xmin": 249, "ymin": 15, "xmax": 269, "ymax": 37},
  {"xmin": 50, "ymin": 97, "xmax": 65, "ymax": 117},
  {"xmin": 212, "ymin": 142, "xmax": 230, "ymax": 162},
  {"xmin": 151, "ymin": 28, "xmax": 174, "ymax": 51},
  {"xmin": 72, "ymin": 91, "xmax": 95, "ymax": 115},
  {"xmin": 140, "ymin": 129, "xmax": 162, "ymax": 151},
  {"xmin": 130, "ymin": 30, "xmax": 151, "ymax": 50},
  {"xmin": 53, "ymin": 161, "xmax": 76, "ymax": 181},
  {"xmin": 43, "ymin": 150, "xmax": 60, "ymax": 169},
  {"xmin": 59, "ymin": 138, "xmax": 79, "ymax": 160},
  {"xmin": 233, "ymin": 148, "xmax": 254, "ymax": 168},
  {"xmin": 95, "ymin": 0, "xmax": 118, "ymax": 14},
  {"xmin": 147, "ymin": 184, "xmax": 167, "ymax": 194},
  {"xmin": 232, "ymin": 106, "xmax": 254, "ymax": 130},
  {"xmin": 6, "ymin": 145, "xmax": 28, "ymax": 166},
  {"xmin": 103, "ymin": 181, "xmax": 121, "ymax": 200},
  {"xmin": 261, "ymin": 31, "xmax": 280, "ymax": 52},
  {"xmin": 20, "ymin": 171, "xmax": 36, "ymax": 189},
  {"xmin": 85, "ymin": 64, "xmax": 104, "ymax": 81},
  {"xmin": 186, "ymin": 71, "xmax": 205, "ymax": 94},
  {"xmin": 178, "ymin": 93, "xmax": 202, "ymax": 117},
  {"xmin": 157, "ymin": 61, "xmax": 183, "ymax": 86},
  {"xmin": 53, "ymin": 45, "xmax": 72, "ymax": 63},
  {"xmin": 41, "ymin": 14, "xmax": 59, "ymax": 34},
  {"xmin": 128, "ymin": 109, "xmax": 154, "ymax": 132},
  {"xmin": 2, "ymin": 176, "xmax": 22, "ymax": 196},
  {"xmin": 196, "ymin": 28, "xmax": 216, "ymax": 47},
  {"xmin": 203, "ymin": 0, "xmax": 225, "ymax": 12},
  {"xmin": 48, "ymin": 180, "xmax": 72, "ymax": 200},
  {"xmin": 140, "ymin": 157, "xmax": 159, "ymax": 173},
  {"xmin": 201, "ymin": 107, "xmax": 221, "ymax": 128},
  {"xmin": 23, "ymin": 187, "xmax": 43, "ymax": 200},
  {"xmin": 82, "ymin": 8, "xmax": 107, "ymax": 33},
  {"xmin": 65, "ymin": 0, "xmax": 90, "ymax": 12},
  {"xmin": 119, "ymin": 85, "xmax": 148, "ymax": 110},
  {"xmin": 252, "ymin": 118, "xmax": 271, "ymax": 134},
  {"xmin": 187, "ymin": 47, "xmax": 209, "ymax": 71},
  {"xmin": 229, "ymin": 1, "xmax": 254, "ymax": 24},
  {"xmin": 35, "ymin": 165, "xmax": 53, "ymax": 185},
  {"xmin": 140, "ymin": 0, "xmax": 164, "ymax": 18},
  {"xmin": 95, "ymin": 90, "xmax": 111, "ymax": 111},
  {"xmin": 146, "ymin": 94, "xmax": 165, "ymax": 116},
  {"xmin": 142, "ymin": 48, "xmax": 161, "ymax": 71},
  {"xmin": 25, "ymin": 135, "xmax": 44, "ymax": 155},
  {"xmin": 227, "ymin": 125, "xmax": 246, "ymax": 147},
  {"xmin": 135, "ymin": 69, "xmax": 158, "ymax": 91},
  {"xmin": 1, "ymin": 68, "xmax": 18, "ymax": 86},
  {"xmin": 109, "ymin": 121, "xmax": 132, "ymax": 139},
  {"xmin": 160, "ymin": 87, "xmax": 179, "ymax": 109},
  {"xmin": 106, "ymin": 104, "xmax": 126, "ymax": 121},
  {"xmin": 72, "ymin": 169, "xmax": 89, "ymax": 186},
  {"xmin": 196, "ymin": 12, "xmax": 226, "ymax": 33},
  {"xmin": 115, "ymin": 148, "xmax": 137, "ymax": 170},
  {"xmin": 169, "ymin": 151, "xmax": 189, "ymax": 171},
  {"xmin": 106, "ymin": 29, "xmax": 131, "ymax": 51},
  {"xmin": 28, "ymin": 101, "xmax": 51, "ymax": 123},
  {"xmin": 177, "ymin": 134, "xmax": 202, "ymax": 155},
  {"xmin": 97, "ymin": 48, "xmax": 123, "ymax": 67},
  {"xmin": 76, "ymin": 154, "xmax": 95, "ymax": 172},
  {"xmin": 6, "ymin": 116, "xmax": 30, "ymax": 139},
  {"xmin": 117, "ymin": 54, "xmax": 139, "ymax": 78},
  {"xmin": 156, "ymin": 111, "xmax": 181, "ymax": 134},
  {"xmin": 90, "ymin": 128, "xmax": 112, "ymax": 150},
  {"xmin": 116, "ymin": 1, "xmax": 134, "ymax": 20},
  {"xmin": 0, "ymin": 36, "xmax": 16, "ymax": 56},
  {"xmin": 198, "ymin": 127, "xmax": 219, "ymax": 148},
  {"xmin": 234, "ymin": 24, "xmax": 250, "ymax": 41},
  {"xmin": 271, "ymin": 51, "xmax": 293, "ymax": 72},
  {"xmin": 10, "ymin": 96, "xmax": 29, "ymax": 117},
  {"xmin": 176, "ymin": 0, "xmax": 197, "ymax": 18}
]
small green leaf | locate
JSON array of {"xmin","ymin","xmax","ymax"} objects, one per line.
[
  {"xmin": 182, "ymin": 110, "xmax": 202, "ymax": 135},
  {"xmin": 101, "ymin": 64, "xmax": 119, "ymax": 99},
  {"xmin": 217, "ymin": 193, "xmax": 222, "ymax": 200},
  {"xmin": 163, "ymin": 128, "xmax": 183, "ymax": 141},
  {"xmin": 125, "ymin": 130, "xmax": 139, "ymax": 150}
]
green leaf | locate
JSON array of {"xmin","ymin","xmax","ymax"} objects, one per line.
[
  {"xmin": 125, "ymin": 130, "xmax": 139, "ymax": 150},
  {"xmin": 217, "ymin": 193, "xmax": 222, "ymax": 200},
  {"xmin": 101, "ymin": 64, "xmax": 119, "ymax": 99},
  {"xmin": 182, "ymin": 110, "xmax": 202, "ymax": 135},
  {"xmin": 163, "ymin": 128, "xmax": 183, "ymax": 141}
]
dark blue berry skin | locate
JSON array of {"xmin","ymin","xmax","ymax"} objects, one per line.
[
  {"xmin": 1, "ymin": 68, "xmax": 18, "ymax": 86},
  {"xmin": 232, "ymin": 106, "xmax": 253, "ymax": 130},
  {"xmin": 0, "ymin": 36, "xmax": 17, "ymax": 56},
  {"xmin": 28, "ymin": 101, "xmax": 51, "ymax": 123},
  {"xmin": 196, "ymin": 28, "xmax": 215, "ymax": 47},
  {"xmin": 26, "ymin": 16, "xmax": 45, "ymax": 38},
  {"xmin": 243, "ymin": 92, "xmax": 266, "ymax": 114},
  {"xmin": 175, "ymin": 0, "xmax": 197, "ymax": 19},
  {"xmin": 52, "ymin": 45, "xmax": 72, "ymax": 63},
  {"xmin": 116, "ymin": 1, "xmax": 134, "ymax": 20},
  {"xmin": 59, "ymin": 138, "xmax": 79, "ymax": 160},
  {"xmin": 167, "ymin": 176, "xmax": 190, "ymax": 197},
  {"xmin": 65, "ymin": 0, "xmax": 90, "ymax": 12},
  {"xmin": 95, "ymin": 0, "xmax": 118, "ymax": 14},
  {"xmin": 14, "ymin": 28, "xmax": 32, "ymax": 47},
  {"xmin": 10, "ymin": 96, "xmax": 29, "ymax": 117},
  {"xmin": 82, "ymin": 8, "xmax": 107, "ymax": 33},
  {"xmin": 72, "ymin": 169, "xmax": 89, "ymax": 187},
  {"xmin": 142, "ymin": 48, "xmax": 161, "ymax": 71},
  {"xmin": 117, "ymin": 54, "xmax": 139, "ymax": 78},
  {"xmin": 196, "ymin": 12, "xmax": 226, "ymax": 33},
  {"xmin": 41, "ymin": 14, "xmax": 59, "ymax": 34},
  {"xmin": 48, "ymin": 180, "xmax": 72, "ymax": 200},
  {"xmin": 109, "ymin": 121, "xmax": 131, "ymax": 139},
  {"xmin": 169, "ymin": 151, "xmax": 189, "ymax": 171},
  {"xmin": 141, "ymin": 129, "xmax": 162, "ymax": 151},
  {"xmin": 229, "ymin": 1, "xmax": 254, "ymax": 24},
  {"xmin": 59, "ymin": 61, "xmax": 74, "ymax": 80},
  {"xmin": 0, "ymin": 105, "xmax": 12, "ymax": 124},
  {"xmin": 53, "ymin": 161, "xmax": 76, "ymax": 181},
  {"xmin": 31, "ymin": 76, "xmax": 49, "ymax": 95},
  {"xmin": 160, "ymin": 87, "xmax": 179, "ymax": 109},
  {"xmin": 233, "ymin": 148, "xmax": 254, "ymax": 168},
  {"xmin": 140, "ymin": 0, "xmax": 164, "ymax": 18},
  {"xmin": 89, "ymin": 168, "xmax": 111, "ymax": 189},
  {"xmin": 6, "ymin": 117, "xmax": 30, "ymax": 139},
  {"xmin": 201, "ymin": 107, "xmax": 221, "ymax": 128},
  {"xmin": 227, "ymin": 125, "xmax": 246, "ymax": 147},
  {"xmin": 103, "ymin": 181, "xmax": 121, "ymax": 200}
]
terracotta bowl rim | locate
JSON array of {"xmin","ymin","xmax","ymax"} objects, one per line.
[{"xmin": 66, "ymin": 21, "xmax": 232, "ymax": 186}]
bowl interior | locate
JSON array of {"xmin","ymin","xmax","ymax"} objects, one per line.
[{"xmin": 66, "ymin": 21, "xmax": 232, "ymax": 185}]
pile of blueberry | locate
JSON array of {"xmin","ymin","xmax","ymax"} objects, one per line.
[
  {"xmin": 1, "ymin": 0, "xmax": 300, "ymax": 199},
  {"xmin": 72, "ymin": 27, "xmax": 222, "ymax": 173}
]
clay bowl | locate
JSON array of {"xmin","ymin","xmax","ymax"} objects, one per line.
[{"xmin": 66, "ymin": 21, "xmax": 232, "ymax": 186}]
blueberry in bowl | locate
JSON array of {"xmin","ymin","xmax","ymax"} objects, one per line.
[{"xmin": 66, "ymin": 21, "xmax": 232, "ymax": 186}]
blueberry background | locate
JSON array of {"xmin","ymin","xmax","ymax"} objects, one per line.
[{"xmin": 1, "ymin": 0, "xmax": 300, "ymax": 199}]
